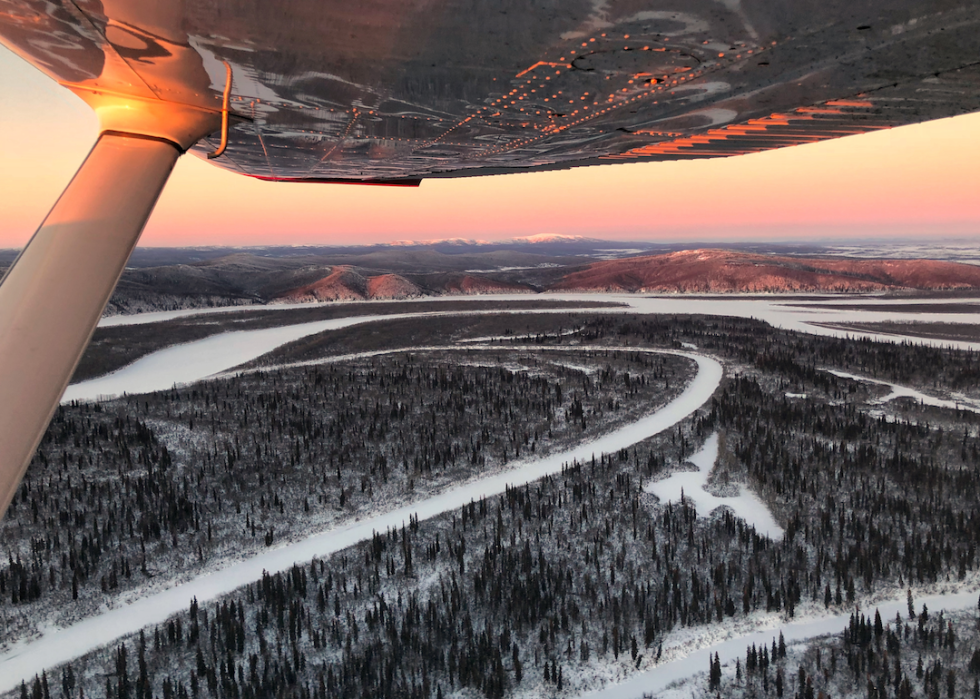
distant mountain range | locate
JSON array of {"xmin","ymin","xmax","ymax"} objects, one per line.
[
  {"xmin": 384, "ymin": 234, "xmax": 605, "ymax": 247},
  {"xmin": 5, "ymin": 238, "xmax": 980, "ymax": 315},
  {"xmin": 0, "ymin": 235, "xmax": 852, "ymax": 270},
  {"xmin": 115, "ymin": 249, "xmax": 980, "ymax": 315}
]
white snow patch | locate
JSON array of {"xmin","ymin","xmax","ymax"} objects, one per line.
[
  {"xmin": 644, "ymin": 433, "xmax": 783, "ymax": 540},
  {"xmin": 457, "ymin": 327, "xmax": 581, "ymax": 344},
  {"xmin": 550, "ymin": 361, "xmax": 600, "ymax": 375}
]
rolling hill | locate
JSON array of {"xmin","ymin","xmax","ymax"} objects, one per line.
[{"xmin": 549, "ymin": 249, "xmax": 980, "ymax": 293}]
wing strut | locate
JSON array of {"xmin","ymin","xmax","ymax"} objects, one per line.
[{"xmin": 0, "ymin": 132, "xmax": 182, "ymax": 517}]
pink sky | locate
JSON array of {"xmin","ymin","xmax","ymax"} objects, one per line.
[{"xmin": 2, "ymin": 45, "xmax": 980, "ymax": 248}]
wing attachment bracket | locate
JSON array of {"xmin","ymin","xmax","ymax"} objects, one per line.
[{"xmin": 207, "ymin": 61, "xmax": 233, "ymax": 159}]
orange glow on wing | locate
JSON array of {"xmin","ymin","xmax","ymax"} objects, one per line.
[{"xmin": 826, "ymin": 100, "xmax": 874, "ymax": 108}]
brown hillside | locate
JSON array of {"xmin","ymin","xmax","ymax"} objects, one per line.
[
  {"xmin": 442, "ymin": 275, "xmax": 533, "ymax": 295},
  {"xmin": 548, "ymin": 250, "xmax": 980, "ymax": 293},
  {"xmin": 365, "ymin": 274, "xmax": 422, "ymax": 300},
  {"xmin": 277, "ymin": 266, "xmax": 367, "ymax": 301}
]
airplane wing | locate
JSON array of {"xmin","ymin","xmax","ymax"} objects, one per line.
[
  {"xmin": 2, "ymin": 0, "xmax": 980, "ymax": 183},
  {"xmin": 1, "ymin": 0, "xmax": 979, "ymax": 517}
]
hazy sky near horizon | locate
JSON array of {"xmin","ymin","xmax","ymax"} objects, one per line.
[{"xmin": 2, "ymin": 44, "xmax": 980, "ymax": 248}]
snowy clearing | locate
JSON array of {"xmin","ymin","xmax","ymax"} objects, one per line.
[
  {"xmin": 644, "ymin": 433, "xmax": 784, "ymax": 540},
  {"xmin": 0, "ymin": 350, "xmax": 721, "ymax": 693},
  {"xmin": 548, "ymin": 360, "xmax": 601, "ymax": 375}
]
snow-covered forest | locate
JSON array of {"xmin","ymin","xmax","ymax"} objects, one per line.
[
  {"xmin": 676, "ymin": 600, "xmax": 980, "ymax": 699},
  {"xmin": 2, "ymin": 346, "xmax": 687, "ymax": 647},
  {"xmin": 5, "ymin": 311, "xmax": 980, "ymax": 699}
]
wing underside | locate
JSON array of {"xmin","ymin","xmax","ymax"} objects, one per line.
[{"xmin": 2, "ymin": 0, "xmax": 980, "ymax": 183}]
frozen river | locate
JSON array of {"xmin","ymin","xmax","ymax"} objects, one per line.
[
  {"xmin": 69, "ymin": 293, "xmax": 980, "ymax": 403},
  {"xmin": 99, "ymin": 292, "xmax": 980, "ymax": 342},
  {"xmin": 66, "ymin": 311, "xmax": 433, "ymax": 401},
  {"xmin": 1, "ymin": 348, "xmax": 721, "ymax": 693},
  {"xmin": 68, "ymin": 307, "xmax": 628, "ymax": 402}
]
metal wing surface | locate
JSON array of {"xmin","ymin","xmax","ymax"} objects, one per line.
[{"xmin": 3, "ymin": 0, "xmax": 980, "ymax": 184}]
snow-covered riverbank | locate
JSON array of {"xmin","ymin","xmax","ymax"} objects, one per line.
[{"xmin": 0, "ymin": 349, "xmax": 722, "ymax": 693}]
